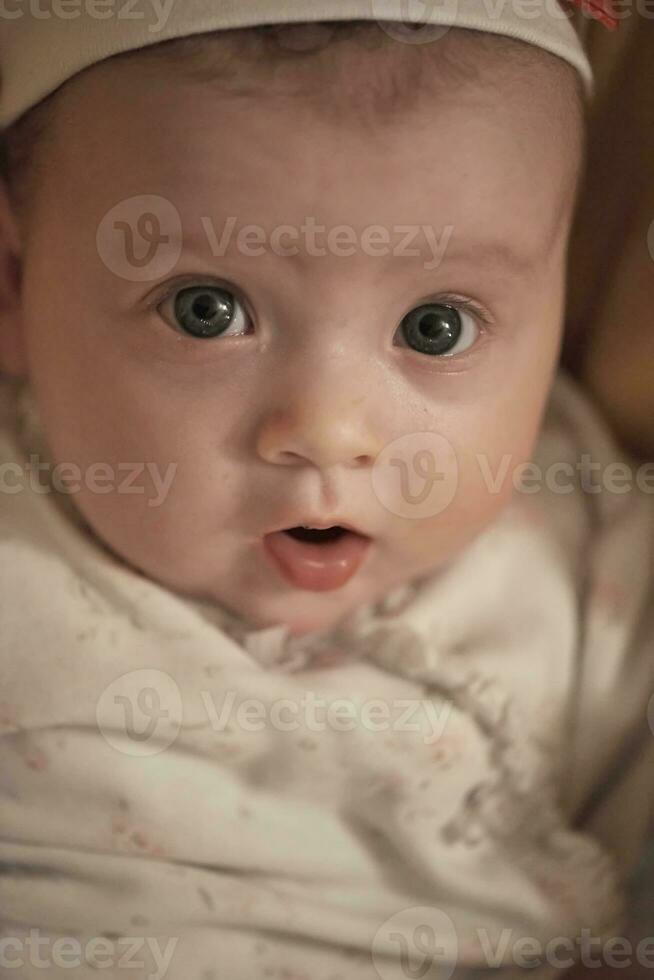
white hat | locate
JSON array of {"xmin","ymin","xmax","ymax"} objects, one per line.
[{"xmin": 0, "ymin": 0, "xmax": 607, "ymax": 129}]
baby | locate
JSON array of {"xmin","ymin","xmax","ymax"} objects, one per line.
[{"xmin": 0, "ymin": 2, "xmax": 653, "ymax": 979}]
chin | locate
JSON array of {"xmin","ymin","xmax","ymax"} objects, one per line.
[
  {"xmin": 285, "ymin": 618, "xmax": 329, "ymax": 638},
  {"xmin": 240, "ymin": 594, "xmax": 361, "ymax": 639}
]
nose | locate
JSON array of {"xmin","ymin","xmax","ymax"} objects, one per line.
[{"xmin": 255, "ymin": 389, "xmax": 380, "ymax": 470}]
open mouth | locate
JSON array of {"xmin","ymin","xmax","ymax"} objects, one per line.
[
  {"xmin": 283, "ymin": 525, "xmax": 349, "ymax": 544},
  {"xmin": 262, "ymin": 524, "xmax": 372, "ymax": 591}
]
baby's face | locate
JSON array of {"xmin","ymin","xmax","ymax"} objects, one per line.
[{"xmin": 3, "ymin": 41, "xmax": 579, "ymax": 636}]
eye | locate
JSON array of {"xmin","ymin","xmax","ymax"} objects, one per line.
[
  {"xmin": 158, "ymin": 284, "xmax": 250, "ymax": 339},
  {"xmin": 398, "ymin": 302, "xmax": 479, "ymax": 357}
]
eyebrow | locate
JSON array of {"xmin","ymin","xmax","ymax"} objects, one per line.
[
  {"xmin": 432, "ymin": 239, "xmax": 542, "ymax": 274},
  {"xmin": 181, "ymin": 225, "xmax": 544, "ymax": 276}
]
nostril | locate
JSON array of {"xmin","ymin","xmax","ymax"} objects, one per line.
[{"xmin": 275, "ymin": 450, "xmax": 310, "ymax": 465}]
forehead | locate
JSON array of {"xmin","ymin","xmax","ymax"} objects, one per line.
[{"xmin": 43, "ymin": 47, "xmax": 577, "ymax": 262}]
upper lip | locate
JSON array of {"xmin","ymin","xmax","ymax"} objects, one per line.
[{"xmin": 266, "ymin": 518, "xmax": 370, "ymax": 537}]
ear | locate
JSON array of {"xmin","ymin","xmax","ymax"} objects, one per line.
[{"xmin": 0, "ymin": 178, "xmax": 27, "ymax": 380}]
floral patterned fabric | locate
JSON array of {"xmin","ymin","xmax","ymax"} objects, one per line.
[{"xmin": 0, "ymin": 369, "xmax": 652, "ymax": 979}]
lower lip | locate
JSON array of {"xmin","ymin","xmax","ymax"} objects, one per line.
[{"xmin": 262, "ymin": 529, "xmax": 372, "ymax": 592}]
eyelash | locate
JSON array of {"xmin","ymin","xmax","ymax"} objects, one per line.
[
  {"xmin": 150, "ymin": 277, "xmax": 251, "ymax": 321},
  {"xmin": 147, "ymin": 279, "xmax": 495, "ymax": 354},
  {"xmin": 431, "ymin": 294, "xmax": 493, "ymax": 328}
]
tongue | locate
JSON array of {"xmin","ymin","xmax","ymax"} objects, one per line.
[{"xmin": 263, "ymin": 529, "xmax": 371, "ymax": 591}]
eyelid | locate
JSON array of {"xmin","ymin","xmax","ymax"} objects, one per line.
[
  {"xmin": 432, "ymin": 295, "xmax": 495, "ymax": 356},
  {"xmin": 144, "ymin": 280, "xmax": 494, "ymax": 357},
  {"xmin": 408, "ymin": 293, "xmax": 495, "ymax": 344},
  {"xmin": 148, "ymin": 277, "xmax": 256, "ymax": 336},
  {"xmin": 142, "ymin": 275, "xmax": 250, "ymax": 316},
  {"xmin": 427, "ymin": 293, "xmax": 494, "ymax": 328},
  {"xmin": 394, "ymin": 293, "xmax": 495, "ymax": 366}
]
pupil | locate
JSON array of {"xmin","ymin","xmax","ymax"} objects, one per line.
[
  {"xmin": 194, "ymin": 295, "xmax": 217, "ymax": 319},
  {"xmin": 422, "ymin": 313, "xmax": 447, "ymax": 338}
]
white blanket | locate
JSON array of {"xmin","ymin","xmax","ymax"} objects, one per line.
[{"xmin": 0, "ymin": 370, "xmax": 653, "ymax": 980}]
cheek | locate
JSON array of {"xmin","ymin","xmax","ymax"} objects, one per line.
[
  {"xmin": 404, "ymin": 380, "xmax": 554, "ymax": 561},
  {"xmin": 45, "ymin": 393, "xmax": 228, "ymax": 533},
  {"xmin": 20, "ymin": 302, "xmax": 231, "ymax": 562},
  {"xmin": 21, "ymin": 266, "xmax": 210, "ymax": 469}
]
